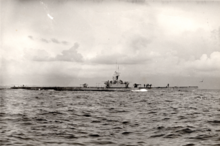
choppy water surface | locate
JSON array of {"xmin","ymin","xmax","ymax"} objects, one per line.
[{"xmin": 0, "ymin": 89, "xmax": 220, "ymax": 146}]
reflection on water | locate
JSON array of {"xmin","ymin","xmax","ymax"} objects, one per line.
[{"xmin": 0, "ymin": 89, "xmax": 220, "ymax": 146}]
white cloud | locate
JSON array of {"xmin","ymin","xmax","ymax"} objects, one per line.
[{"xmin": 185, "ymin": 51, "xmax": 220, "ymax": 72}]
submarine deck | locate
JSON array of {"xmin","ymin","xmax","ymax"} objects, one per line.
[{"xmin": 10, "ymin": 86, "xmax": 198, "ymax": 91}]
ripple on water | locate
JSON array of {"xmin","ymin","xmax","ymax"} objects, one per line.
[{"xmin": 0, "ymin": 89, "xmax": 220, "ymax": 146}]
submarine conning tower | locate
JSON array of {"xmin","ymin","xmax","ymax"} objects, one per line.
[
  {"xmin": 113, "ymin": 71, "xmax": 120, "ymax": 81},
  {"xmin": 104, "ymin": 70, "xmax": 129, "ymax": 88}
]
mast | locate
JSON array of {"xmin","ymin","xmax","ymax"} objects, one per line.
[
  {"xmin": 118, "ymin": 63, "xmax": 119, "ymax": 72},
  {"xmin": 116, "ymin": 60, "xmax": 120, "ymax": 73},
  {"xmin": 113, "ymin": 61, "xmax": 120, "ymax": 81}
]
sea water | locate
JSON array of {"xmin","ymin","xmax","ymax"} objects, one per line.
[{"xmin": 0, "ymin": 89, "xmax": 220, "ymax": 146}]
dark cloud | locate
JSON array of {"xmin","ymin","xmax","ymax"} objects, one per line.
[
  {"xmin": 28, "ymin": 36, "xmax": 33, "ymax": 40},
  {"xmin": 26, "ymin": 43, "xmax": 83, "ymax": 62},
  {"xmin": 41, "ymin": 38, "xmax": 49, "ymax": 43},
  {"xmin": 62, "ymin": 41, "xmax": 69, "ymax": 45},
  {"xmin": 124, "ymin": 0, "xmax": 146, "ymax": 4},
  {"xmin": 90, "ymin": 53, "xmax": 150, "ymax": 65},
  {"xmin": 211, "ymin": 27, "xmax": 220, "ymax": 41},
  {"xmin": 18, "ymin": 0, "xmax": 34, "ymax": 3},
  {"xmin": 51, "ymin": 38, "xmax": 60, "ymax": 44},
  {"xmin": 17, "ymin": 0, "xmax": 147, "ymax": 6},
  {"xmin": 89, "ymin": 36, "xmax": 152, "ymax": 65},
  {"xmin": 130, "ymin": 37, "xmax": 151, "ymax": 51},
  {"xmin": 23, "ymin": 48, "xmax": 51, "ymax": 62},
  {"xmin": 53, "ymin": 43, "xmax": 83, "ymax": 62}
]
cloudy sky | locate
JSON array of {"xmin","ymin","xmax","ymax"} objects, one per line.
[{"xmin": 1, "ymin": 0, "xmax": 220, "ymax": 89}]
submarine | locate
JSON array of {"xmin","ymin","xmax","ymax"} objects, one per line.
[{"xmin": 10, "ymin": 69, "xmax": 198, "ymax": 92}]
